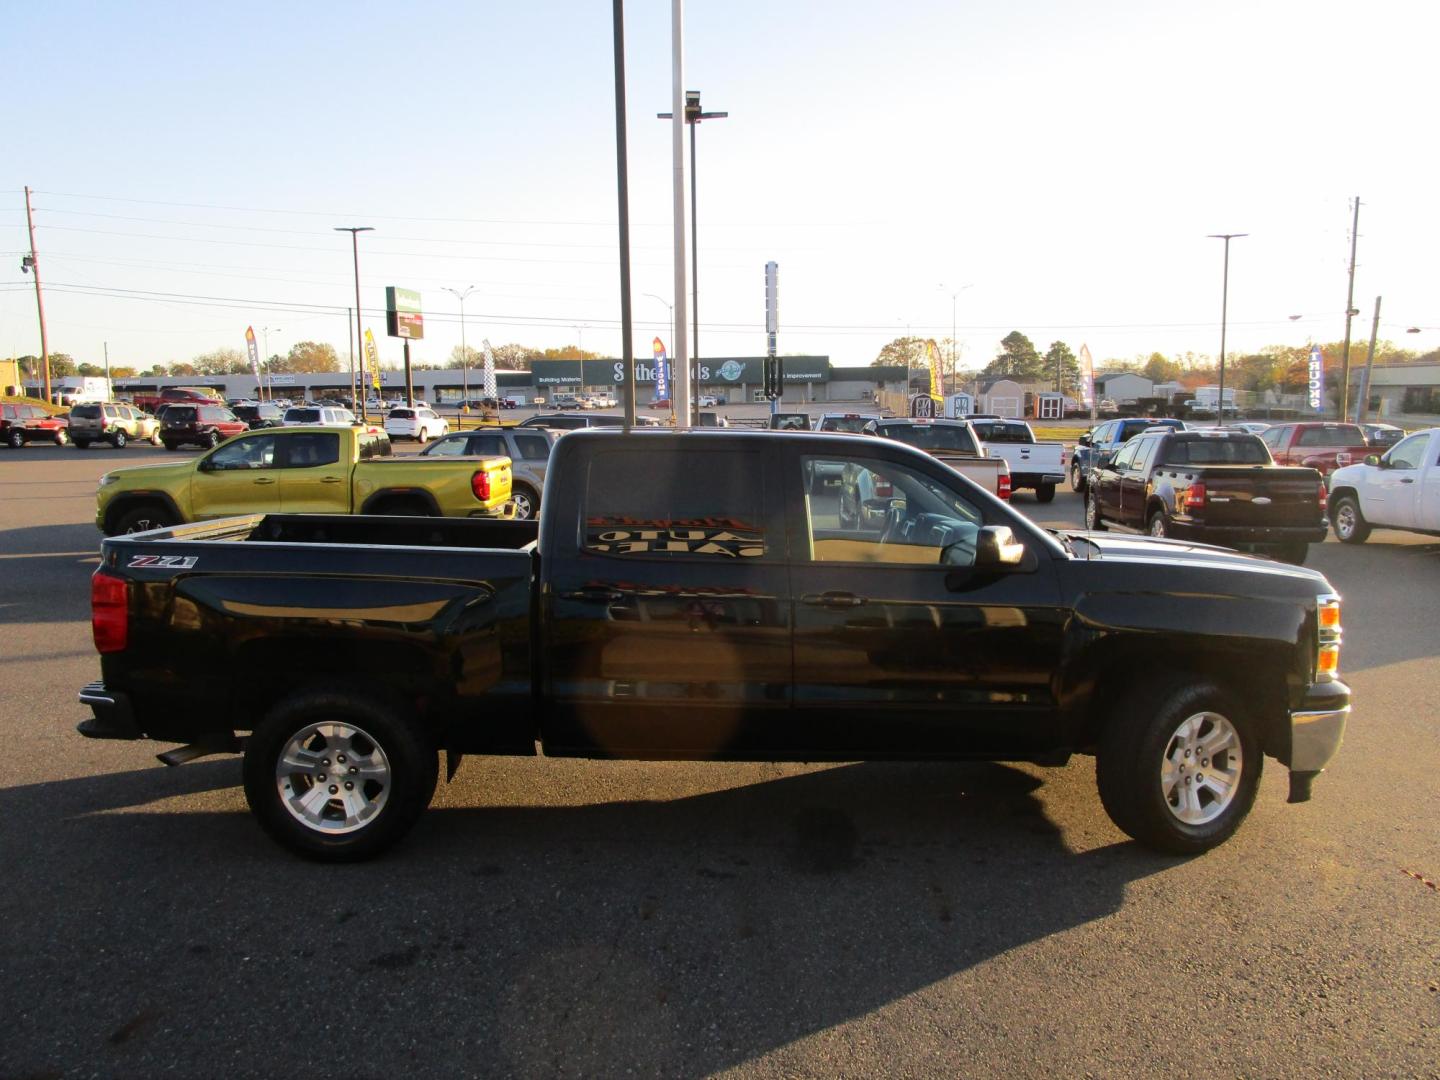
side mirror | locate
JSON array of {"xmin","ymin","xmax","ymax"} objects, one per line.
[
  {"xmin": 196, "ymin": 457, "xmax": 213, "ymax": 472},
  {"xmin": 1077, "ymin": 434, "xmax": 1092, "ymax": 447},
  {"xmin": 1364, "ymin": 454, "xmax": 1382, "ymax": 467},
  {"xmin": 974, "ymin": 525, "xmax": 1026, "ymax": 567},
  {"xmin": 1098, "ymin": 451, "xmax": 1116, "ymax": 469}
]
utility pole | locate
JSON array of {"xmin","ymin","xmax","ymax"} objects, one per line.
[
  {"xmin": 335, "ymin": 227, "xmax": 374, "ymax": 422},
  {"xmin": 103, "ymin": 341, "xmax": 111, "ymax": 400},
  {"xmin": 612, "ymin": 0, "xmax": 637, "ymax": 426},
  {"xmin": 667, "ymin": 0, "xmax": 692, "ymax": 428},
  {"xmin": 1208, "ymin": 233, "xmax": 1247, "ymax": 425},
  {"xmin": 347, "ymin": 307, "xmax": 355, "ymax": 407},
  {"xmin": 22, "ymin": 187, "xmax": 51, "ymax": 403},
  {"xmin": 1357, "ymin": 296, "xmax": 1382, "ymax": 425},
  {"xmin": 1339, "ymin": 197, "xmax": 1361, "ymax": 421}
]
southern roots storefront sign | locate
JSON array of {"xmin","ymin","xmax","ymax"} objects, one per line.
[{"xmin": 531, "ymin": 357, "xmax": 830, "ymax": 387}]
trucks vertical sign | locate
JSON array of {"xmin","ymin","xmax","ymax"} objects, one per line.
[
  {"xmin": 763, "ymin": 261, "xmax": 781, "ymax": 413},
  {"xmin": 245, "ymin": 326, "xmax": 262, "ymax": 398}
]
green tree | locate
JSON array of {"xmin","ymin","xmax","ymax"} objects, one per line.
[
  {"xmin": 490, "ymin": 344, "xmax": 541, "ymax": 370},
  {"xmin": 1141, "ymin": 352, "xmax": 1182, "ymax": 384},
  {"xmin": 194, "ymin": 347, "xmax": 246, "ymax": 376},
  {"xmin": 983, "ymin": 332, "xmax": 1045, "ymax": 380},
  {"xmin": 871, "ymin": 336, "xmax": 929, "ymax": 370},
  {"xmin": 170, "ymin": 362, "xmax": 198, "ymax": 377},
  {"xmin": 1044, "ymin": 341, "xmax": 1080, "ymax": 394},
  {"xmin": 111, "ymin": 366, "xmax": 137, "ymax": 379},
  {"xmin": 277, "ymin": 341, "xmax": 341, "ymax": 374},
  {"xmin": 77, "ymin": 362, "xmax": 104, "ymax": 376},
  {"xmin": 542, "ymin": 345, "xmax": 602, "ymax": 361},
  {"xmin": 48, "ymin": 353, "xmax": 77, "ymax": 378}
]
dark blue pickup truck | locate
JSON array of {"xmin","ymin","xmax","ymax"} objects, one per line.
[
  {"xmin": 1071, "ymin": 417, "xmax": 1186, "ymax": 493},
  {"xmin": 79, "ymin": 429, "xmax": 1349, "ymax": 860}
]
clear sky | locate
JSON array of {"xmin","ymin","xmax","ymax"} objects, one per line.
[{"xmin": 2, "ymin": 0, "xmax": 1436, "ymax": 375}]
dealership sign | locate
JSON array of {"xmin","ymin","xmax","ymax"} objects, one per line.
[
  {"xmin": 531, "ymin": 356, "xmax": 829, "ymax": 386},
  {"xmin": 1307, "ymin": 346, "xmax": 1326, "ymax": 412},
  {"xmin": 385, "ymin": 286, "xmax": 424, "ymax": 340}
]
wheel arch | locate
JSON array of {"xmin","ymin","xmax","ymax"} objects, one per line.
[
  {"xmin": 360, "ymin": 488, "xmax": 442, "ymax": 516},
  {"xmin": 103, "ymin": 491, "xmax": 186, "ymax": 535}
]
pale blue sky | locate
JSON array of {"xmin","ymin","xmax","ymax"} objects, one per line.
[{"xmin": 2, "ymin": 0, "xmax": 1435, "ymax": 373}]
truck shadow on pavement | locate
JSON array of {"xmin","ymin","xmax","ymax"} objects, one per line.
[{"xmin": 0, "ymin": 757, "xmax": 1167, "ymax": 1078}]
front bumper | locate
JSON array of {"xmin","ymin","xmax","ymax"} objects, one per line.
[
  {"xmin": 1285, "ymin": 678, "xmax": 1350, "ymax": 801},
  {"xmin": 76, "ymin": 681, "xmax": 143, "ymax": 740}
]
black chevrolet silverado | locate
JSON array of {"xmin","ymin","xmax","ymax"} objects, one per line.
[{"xmin": 78, "ymin": 429, "xmax": 1350, "ymax": 861}]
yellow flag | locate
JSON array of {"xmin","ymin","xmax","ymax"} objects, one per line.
[{"xmin": 926, "ymin": 339, "xmax": 943, "ymax": 401}]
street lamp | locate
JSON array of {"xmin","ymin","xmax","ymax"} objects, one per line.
[
  {"xmin": 335, "ymin": 226, "xmax": 374, "ymax": 422},
  {"xmin": 261, "ymin": 326, "xmax": 282, "ymax": 401},
  {"xmin": 643, "ymin": 293, "xmax": 675, "ymax": 352},
  {"xmin": 444, "ymin": 286, "xmax": 478, "ymax": 406},
  {"xmin": 939, "ymin": 283, "xmax": 972, "ymax": 394},
  {"xmin": 1208, "ymin": 233, "xmax": 1247, "ymax": 424},
  {"xmin": 659, "ymin": 89, "xmax": 728, "ymax": 415},
  {"xmin": 573, "ymin": 323, "xmax": 590, "ymax": 395}
]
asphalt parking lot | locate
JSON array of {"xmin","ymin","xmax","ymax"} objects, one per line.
[{"xmin": 1, "ymin": 439, "xmax": 1437, "ymax": 1078}]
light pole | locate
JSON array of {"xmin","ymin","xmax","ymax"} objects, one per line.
[
  {"xmin": 335, "ymin": 226, "xmax": 374, "ymax": 422},
  {"xmin": 659, "ymin": 89, "xmax": 728, "ymax": 417},
  {"xmin": 261, "ymin": 326, "xmax": 281, "ymax": 400},
  {"xmin": 643, "ymin": 293, "xmax": 675, "ymax": 352},
  {"xmin": 573, "ymin": 324, "xmax": 590, "ymax": 395},
  {"xmin": 1208, "ymin": 233, "xmax": 1247, "ymax": 424},
  {"xmin": 939, "ymin": 283, "xmax": 971, "ymax": 394},
  {"xmin": 444, "ymin": 285, "xmax": 477, "ymax": 405}
]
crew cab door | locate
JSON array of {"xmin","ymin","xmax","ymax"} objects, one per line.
[
  {"xmin": 1117, "ymin": 434, "xmax": 1161, "ymax": 527},
  {"xmin": 784, "ymin": 444, "xmax": 1065, "ymax": 757},
  {"xmin": 1368, "ymin": 432, "xmax": 1434, "ymax": 529},
  {"xmin": 275, "ymin": 431, "xmax": 349, "ymax": 513},
  {"xmin": 189, "ymin": 431, "xmax": 282, "ymax": 518},
  {"xmin": 538, "ymin": 442, "xmax": 791, "ymax": 756},
  {"xmin": 1091, "ymin": 439, "xmax": 1136, "ymax": 522}
]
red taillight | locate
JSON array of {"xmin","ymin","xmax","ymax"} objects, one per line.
[
  {"xmin": 873, "ymin": 479, "xmax": 893, "ymax": 498},
  {"xmin": 91, "ymin": 571, "xmax": 129, "ymax": 654},
  {"xmin": 1184, "ymin": 482, "xmax": 1207, "ymax": 512},
  {"xmin": 1317, "ymin": 481, "xmax": 1328, "ymax": 513},
  {"xmin": 471, "ymin": 469, "xmax": 491, "ymax": 501},
  {"xmin": 998, "ymin": 473, "xmax": 1012, "ymax": 501}
]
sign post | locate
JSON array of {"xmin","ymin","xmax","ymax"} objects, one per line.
[{"xmin": 764, "ymin": 261, "xmax": 781, "ymax": 415}]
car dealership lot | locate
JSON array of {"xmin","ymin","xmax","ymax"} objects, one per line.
[{"xmin": 2, "ymin": 444, "xmax": 1437, "ymax": 1078}]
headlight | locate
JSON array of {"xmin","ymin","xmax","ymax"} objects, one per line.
[
  {"xmin": 1316, "ymin": 593, "xmax": 1341, "ymax": 681},
  {"xmin": 98, "ymin": 473, "xmax": 119, "ymax": 488}
]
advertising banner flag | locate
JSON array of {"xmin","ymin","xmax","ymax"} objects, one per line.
[
  {"xmin": 244, "ymin": 326, "xmax": 261, "ymax": 384},
  {"xmin": 480, "ymin": 338, "xmax": 498, "ymax": 400},
  {"xmin": 1079, "ymin": 344, "xmax": 1096, "ymax": 413},
  {"xmin": 363, "ymin": 328, "xmax": 381, "ymax": 391},
  {"xmin": 652, "ymin": 338, "xmax": 670, "ymax": 402},
  {"xmin": 925, "ymin": 339, "xmax": 943, "ymax": 402},
  {"xmin": 1308, "ymin": 346, "xmax": 1326, "ymax": 413}
]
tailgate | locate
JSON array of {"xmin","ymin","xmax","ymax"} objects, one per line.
[{"xmin": 1190, "ymin": 466, "xmax": 1321, "ymax": 526}]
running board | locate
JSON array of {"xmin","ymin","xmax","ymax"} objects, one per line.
[{"xmin": 156, "ymin": 736, "xmax": 243, "ymax": 767}]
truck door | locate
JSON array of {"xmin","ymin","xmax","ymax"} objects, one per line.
[
  {"xmin": 1422, "ymin": 436, "xmax": 1440, "ymax": 531},
  {"xmin": 785, "ymin": 445, "xmax": 1066, "ymax": 757},
  {"xmin": 189, "ymin": 432, "xmax": 282, "ymax": 519},
  {"xmin": 1374, "ymin": 432, "xmax": 1434, "ymax": 529},
  {"xmin": 276, "ymin": 431, "xmax": 348, "ymax": 513},
  {"xmin": 539, "ymin": 443, "xmax": 791, "ymax": 756},
  {"xmin": 1117, "ymin": 435, "xmax": 1160, "ymax": 527}
]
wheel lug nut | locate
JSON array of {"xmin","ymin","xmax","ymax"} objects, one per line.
[
  {"xmin": 322, "ymin": 758, "xmax": 330, "ymax": 766},
  {"xmin": 328, "ymin": 785, "xmax": 338, "ymax": 794},
  {"xmin": 338, "ymin": 755, "xmax": 346, "ymax": 764},
  {"xmin": 345, "ymin": 782, "xmax": 354, "ymax": 791},
  {"xmin": 1185, "ymin": 777, "xmax": 1192, "ymax": 785},
  {"xmin": 349, "ymin": 766, "xmax": 357, "ymax": 774}
]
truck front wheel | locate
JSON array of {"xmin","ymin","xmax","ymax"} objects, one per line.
[
  {"xmin": 1096, "ymin": 678, "xmax": 1261, "ymax": 855},
  {"xmin": 1331, "ymin": 495, "xmax": 1370, "ymax": 544},
  {"xmin": 111, "ymin": 504, "xmax": 177, "ymax": 535},
  {"xmin": 243, "ymin": 691, "xmax": 438, "ymax": 862}
]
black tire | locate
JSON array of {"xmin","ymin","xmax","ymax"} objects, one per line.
[
  {"xmin": 163, "ymin": 440, "xmax": 179, "ymax": 451},
  {"xmin": 1096, "ymin": 677, "xmax": 1262, "ymax": 854},
  {"xmin": 1034, "ymin": 483, "xmax": 1056, "ymax": 504},
  {"xmin": 74, "ymin": 439, "xmax": 92, "ymax": 450},
  {"xmin": 1330, "ymin": 494, "xmax": 1371, "ymax": 544},
  {"xmin": 205, "ymin": 429, "xmax": 221, "ymax": 449},
  {"xmin": 1275, "ymin": 543, "xmax": 1309, "ymax": 565},
  {"xmin": 510, "ymin": 484, "xmax": 539, "ymax": 521},
  {"xmin": 1147, "ymin": 509, "xmax": 1169, "ymax": 539},
  {"xmin": 1085, "ymin": 490, "xmax": 1107, "ymax": 531},
  {"xmin": 150, "ymin": 428, "xmax": 164, "ymax": 446},
  {"xmin": 8, "ymin": 428, "xmax": 25, "ymax": 449},
  {"xmin": 111, "ymin": 504, "xmax": 178, "ymax": 536},
  {"xmin": 1071, "ymin": 461, "xmax": 1087, "ymax": 494},
  {"xmin": 54, "ymin": 429, "xmax": 69, "ymax": 446},
  {"xmin": 111, "ymin": 429, "xmax": 128, "ymax": 449},
  {"xmin": 370, "ymin": 497, "xmax": 432, "ymax": 517},
  {"xmin": 243, "ymin": 690, "xmax": 438, "ymax": 861}
]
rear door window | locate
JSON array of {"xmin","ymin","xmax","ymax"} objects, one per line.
[
  {"xmin": 512, "ymin": 433, "xmax": 552, "ymax": 460},
  {"xmin": 467, "ymin": 433, "xmax": 506, "ymax": 457},
  {"xmin": 582, "ymin": 448, "xmax": 768, "ymax": 559},
  {"xmin": 281, "ymin": 432, "xmax": 341, "ymax": 468}
]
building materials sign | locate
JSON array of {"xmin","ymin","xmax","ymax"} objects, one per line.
[{"xmin": 385, "ymin": 287, "xmax": 424, "ymax": 340}]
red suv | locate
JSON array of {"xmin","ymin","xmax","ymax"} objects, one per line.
[
  {"xmin": 1260, "ymin": 422, "xmax": 1371, "ymax": 476},
  {"xmin": 2, "ymin": 403, "xmax": 70, "ymax": 448},
  {"xmin": 159, "ymin": 404, "xmax": 248, "ymax": 450}
]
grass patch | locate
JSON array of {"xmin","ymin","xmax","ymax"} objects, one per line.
[{"xmin": 0, "ymin": 395, "xmax": 65, "ymax": 415}]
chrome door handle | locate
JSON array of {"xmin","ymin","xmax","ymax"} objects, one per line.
[
  {"xmin": 1400, "ymin": 478, "xmax": 1414, "ymax": 484},
  {"xmin": 252, "ymin": 477, "xmax": 276, "ymax": 485},
  {"xmin": 801, "ymin": 591, "xmax": 866, "ymax": 608},
  {"xmin": 320, "ymin": 476, "xmax": 344, "ymax": 484}
]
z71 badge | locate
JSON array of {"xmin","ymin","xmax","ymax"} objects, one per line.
[{"xmin": 127, "ymin": 554, "xmax": 198, "ymax": 569}]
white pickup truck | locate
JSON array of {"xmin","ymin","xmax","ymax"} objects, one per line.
[
  {"xmin": 969, "ymin": 418, "xmax": 1068, "ymax": 503},
  {"xmin": 1326, "ymin": 427, "xmax": 1440, "ymax": 542},
  {"xmin": 873, "ymin": 418, "xmax": 1012, "ymax": 500}
]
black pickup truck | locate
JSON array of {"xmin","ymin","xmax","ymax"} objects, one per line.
[
  {"xmin": 79, "ymin": 429, "xmax": 1350, "ymax": 861},
  {"xmin": 1084, "ymin": 429, "xmax": 1330, "ymax": 564}
]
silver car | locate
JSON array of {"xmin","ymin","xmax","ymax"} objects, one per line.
[{"xmin": 420, "ymin": 426, "xmax": 558, "ymax": 520}]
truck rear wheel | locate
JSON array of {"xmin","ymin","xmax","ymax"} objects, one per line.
[
  {"xmin": 1096, "ymin": 678, "xmax": 1261, "ymax": 854},
  {"xmin": 243, "ymin": 691, "xmax": 438, "ymax": 862},
  {"xmin": 1034, "ymin": 483, "xmax": 1056, "ymax": 504},
  {"xmin": 510, "ymin": 483, "xmax": 539, "ymax": 520},
  {"xmin": 1071, "ymin": 461, "xmax": 1087, "ymax": 493},
  {"xmin": 1085, "ymin": 491, "xmax": 1107, "ymax": 531}
]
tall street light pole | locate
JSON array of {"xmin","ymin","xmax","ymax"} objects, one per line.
[
  {"xmin": 1208, "ymin": 233, "xmax": 1247, "ymax": 425},
  {"xmin": 335, "ymin": 226, "xmax": 374, "ymax": 422},
  {"xmin": 938, "ymin": 283, "xmax": 971, "ymax": 395},
  {"xmin": 22, "ymin": 186, "xmax": 51, "ymax": 403},
  {"xmin": 444, "ymin": 286, "xmax": 477, "ymax": 404},
  {"xmin": 660, "ymin": 88, "xmax": 727, "ymax": 418},
  {"xmin": 262, "ymin": 326, "xmax": 282, "ymax": 400},
  {"xmin": 643, "ymin": 293, "xmax": 675, "ymax": 354},
  {"xmin": 573, "ymin": 324, "xmax": 590, "ymax": 394}
]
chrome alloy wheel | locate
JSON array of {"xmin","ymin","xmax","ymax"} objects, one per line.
[
  {"xmin": 1160, "ymin": 711, "xmax": 1243, "ymax": 826},
  {"xmin": 1334, "ymin": 500, "xmax": 1360, "ymax": 540},
  {"xmin": 275, "ymin": 721, "xmax": 392, "ymax": 835}
]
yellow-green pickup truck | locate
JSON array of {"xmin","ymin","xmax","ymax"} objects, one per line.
[{"xmin": 95, "ymin": 426, "xmax": 512, "ymax": 535}]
